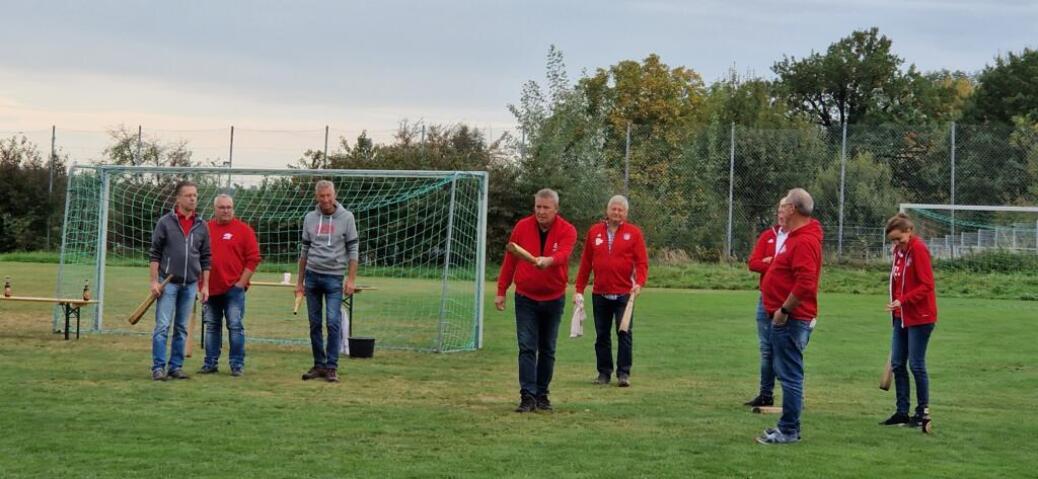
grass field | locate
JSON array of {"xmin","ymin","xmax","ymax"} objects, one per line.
[{"xmin": 1, "ymin": 260, "xmax": 1035, "ymax": 478}]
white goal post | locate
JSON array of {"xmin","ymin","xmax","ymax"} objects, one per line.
[{"xmin": 54, "ymin": 165, "xmax": 489, "ymax": 352}]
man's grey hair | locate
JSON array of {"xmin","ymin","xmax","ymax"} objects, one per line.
[
  {"xmin": 213, "ymin": 193, "xmax": 234, "ymax": 206},
  {"xmin": 785, "ymin": 188, "xmax": 814, "ymax": 216},
  {"xmin": 535, "ymin": 188, "xmax": 559, "ymax": 206},
  {"xmin": 315, "ymin": 180, "xmax": 335, "ymax": 193},
  {"xmin": 607, "ymin": 195, "xmax": 629, "ymax": 211}
]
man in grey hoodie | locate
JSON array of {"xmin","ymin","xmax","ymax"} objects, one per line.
[
  {"xmin": 295, "ymin": 180, "xmax": 359, "ymax": 383},
  {"xmin": 149, "ymin": 180, "xmax": 211, "ymax": 381}
]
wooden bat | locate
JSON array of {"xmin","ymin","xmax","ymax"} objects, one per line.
[
  {"xmin": 293, "ymin": 291, "xmax": 304, "ymax": 315},
  {"xmin": 127, "ymin": 276, "xmax": 172, "ymax": 325},
  {"xmin": 186, "ymin": 300, "xmax": 196, "ymax": 358},
  {"xmin": 618, "ymin": 291, "xmax": 639, "ymax": 333},
  {"xmin": 506, "ymin": 242, "xmax": 538, "ymax": 264},
  {"xmin": 879, "ymin": 356, "xmax": 893, "ymax": 391}
]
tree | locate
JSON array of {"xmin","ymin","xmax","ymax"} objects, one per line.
[
  {"xmin": 964, "ymin": 48, "xmax": 1038, "ymax": 124},
  {"xmin": 0, "ymin": 136, "xmax": 68, "ymax": 251},
  {"xmin": 773, "ymin": 27, "xmax": 961, "ymax": 127},
  {"xmin": 702, "ymin": 71, "xmax": 800, "ymax": 128},
  {"xmin": 103, "ymin": 126, "xmax": 195, "ymax": 167},
  {"xmin": 579, "ymin": 53, "xmax": 707, "ymax": 143}
]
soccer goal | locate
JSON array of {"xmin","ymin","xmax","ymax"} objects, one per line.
[
  {"xmin": 899, "ymin": 203, "xmax": 1038, "ymax": 260},
  {"xmin": 54, "ymin": 165, "xmax": 488, "ymax": 352}
]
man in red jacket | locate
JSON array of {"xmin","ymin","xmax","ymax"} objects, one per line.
[
  {"xmin": 198, "ymin": 194, "xmax": 261, "ymax": 377},
  {"xmin": 496, "ymin": 189, "xmax": 577, "ymax": 413},
  {"xmin": 744, "ymin": 199, "xmax": 789, "ymax": 407},
  {"xmin": 575, "ymin": 195, "xmax": 648, "ymax": 387},
  {"xmin": 756, "ymin": 188, "xmax": 823, "ymax": 445}
]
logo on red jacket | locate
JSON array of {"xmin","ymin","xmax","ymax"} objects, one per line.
[
  {"xmin": 553, "ymin": 242, "xmax": 559, "ymax": 252},
  {"xmin": 623, "ymin": 233, "xmax": 631, "ymax": 241},
  {"xmin": 595, "ymin": 237, "xmax": 604, "ymax": 246},
  {"xmin": 222, "ymin": 233, "xmax": 233, "ymax": 240}
]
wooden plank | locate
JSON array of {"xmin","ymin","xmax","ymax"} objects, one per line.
[
  {"xmin": 244, "ymin": 280, "xmax": 290, "ymax": 286},
  {"xmin": 250, "ymin": 282, "xmax": 377, "ymax": 292},
  {"xmin": 0, "ymin": 296, "xmax": 97, "ymax": 305}
]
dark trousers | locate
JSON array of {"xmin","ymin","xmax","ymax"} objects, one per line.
[
  {"xmin": 891, "ymin": 317, "xmax": 935, "ymax": 416},
  {"xmin": 592, "ymin": 294, "xmax": 633, "ymax": 377},
  {"xmin": 514, "ymin": 293, "xmax": 564, "ymax": 397}
]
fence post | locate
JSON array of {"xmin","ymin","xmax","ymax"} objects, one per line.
[
  {"xmin": 228, "ymin": 125, "xmax": 235, "ymax": 168},
  {"xmin": 136, "ymin": 125, "xmax": 143, "ymax": 166},
  {"xmin": 47, "ymin": 125, "xmax": 56, "ymax": 250},
  {"xmin": 726, "ymin": 122, "xmax": 735, "ymax": 259},
  {"xmin": 323, "ymin": 125, "xmax": 329, "ymax": 166},
  {"xmin": 838, "ymin": 122, "xmax": 847, "ymax": 258},
  {"xmin": 624, "ymin": 122, "xmax": 631, "ymax": 196},
  {"xmin": 950, "ymin": 122, "xmax": 956, "ymax": 258},
  {"xmin": 519, "ymin": 126, "xmax": 526, "ymax": 162}
]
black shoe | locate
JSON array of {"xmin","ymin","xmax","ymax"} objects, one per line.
[
  {"xmin": 535, "ymin": 394, "xmax": 553, "ymax": 411},
  {"xmin": 880, "ymin": 412, "xmax": 911, "ymax": 426},
  {"xmin": 617, "ymin": 374, "xmax": 630, "ymax": 387},
  {"xmin": 197, "ymin": 365, "xmax": 219, "ymax": 374},
  {"xmin": 152, "ymin": 369, "xmax": 168, "ymax": 381},
  {"xmin": 230, "ymin": 368, "xmax": 243, "ymax": 377},
  {"xmin": 514, "ymin": 394, "xmax": 536, "ymax": 413},
  {"xmin": 168, "ymin": 369, "xmax": 190, "ymax": 380},
  {"xmin": 744, "ymin": 394, "xmax": 774, "ymax": 407},
  {"xmin": 302, "ymin": 367, "xmax": 326, "ymax": 381},
  {"xmin": 593, "ymin": 373, "xmax": 611, "ymax": 385}
]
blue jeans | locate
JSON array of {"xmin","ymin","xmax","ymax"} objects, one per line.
[
  {"xmin": 592, "ymin": 294, "xmax": 633, "ymax": 377},
  {"xmin": 305, "ymin": 270, "xmax": 343, "ymax": 370},
  {"xmin": 514, "ymin": 293, "xmax": 564, "ymax": 396},
  {"xmin": 153, "ymin": 280, "xmax": 197, "ymax": 372},
  {"xmin": 755, "ymin": 297, "xmax": 776, "ymax": 398},
  {"xmin": 891, "ymin": 317, "xmax": 935, "ymax": 416},
  {"xmin": 770, "ymin": 317, "xmax": 813, "ymax": 436},
  {"xmin": 202, "ymin": 286, "xmax": 247, "ymax": 370}
]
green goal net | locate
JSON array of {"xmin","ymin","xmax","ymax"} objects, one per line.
[{"xmin": 54, "ymin": 165, "xmax": 488, "ymax": 352}]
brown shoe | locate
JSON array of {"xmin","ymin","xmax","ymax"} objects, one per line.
[
  {"xmin": 302, "ymin": 367, "xmax": 326, "ymax": 381},
  {"xmin": 325, "ymin": 369, "xmax": 340, "ymax": 382}
]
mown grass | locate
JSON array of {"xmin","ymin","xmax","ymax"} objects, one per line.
[
  {"xmin": 6, "ymin": 249, "xmax": 1036, "ymax": 301},
  {"xmin": 0, "ymin": 260, "xmax": 1035, "ymax": 478}
]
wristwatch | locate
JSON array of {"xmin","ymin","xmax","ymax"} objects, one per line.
[{"xmin": 780, "ymin": 306, "xmax": 792, "ymax": 316}]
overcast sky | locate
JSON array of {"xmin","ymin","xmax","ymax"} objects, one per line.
[{"xmin": 1, "ymin": 0, "xmax": 1034, "ymax": 167}]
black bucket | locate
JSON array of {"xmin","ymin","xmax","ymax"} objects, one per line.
[{"xmin": 348, "ymin": 336, "xmax": 375, "ymax": 358}]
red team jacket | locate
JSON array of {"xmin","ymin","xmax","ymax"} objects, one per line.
[
  {"xmin": 497, "ymin": 215, "xmax": 577, "ymax": 301},
  {"xmin": 747, "ymin": 226, "xmax": 781, "ymax": 288},
  {"xmin": 890, "ymin": 235, "xmax": 938, "ymax": 327},
  {"xmin": 761, "ymin": 219, "xmax": 824, "ymax": 321},
  {"xmin": 207, "ymin": 218, "xmax": 261, "ymax": 297},
  {"xmin": 575, "ymin": 222, "xmax": 649, "ymax": 295}
]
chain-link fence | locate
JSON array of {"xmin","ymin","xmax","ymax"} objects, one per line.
[
  {"xmin": 557, "ymin": 122, "xmax": 1038, "ymax": 263},
  {"xmin": 3, "ymin": 122, "xmax": 1037, "ymax": 264}
]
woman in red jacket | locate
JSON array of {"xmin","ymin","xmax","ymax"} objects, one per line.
[{"xmin": 880, "ymin": 213, "xmax": 937, "ymax": 428}]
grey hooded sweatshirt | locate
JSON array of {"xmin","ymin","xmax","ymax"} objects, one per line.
[{"xmin": 300, "ymin": 202, "xmax": 359, "ymax": 275}]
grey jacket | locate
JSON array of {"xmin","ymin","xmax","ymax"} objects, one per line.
[
  {"xmin": 301, "ymin": 202, "xmax": 359, "ymax": 275},
  {"xmin": 149, "ymin": 210, "xmax": 212, "ymax": 284}
]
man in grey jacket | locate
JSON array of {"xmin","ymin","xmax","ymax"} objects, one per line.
[
  {"xmin": 149, "ymin": 180, "xmax": 211, "ymax": 381},
  {"xmin": 295, "ymin": 180, "xmax": 359, "ymax": 383}
]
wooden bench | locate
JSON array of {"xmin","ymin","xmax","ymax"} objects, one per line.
[{"xmin": 0, "ymin": 296, "xmax": 97, "ymax": 340}]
